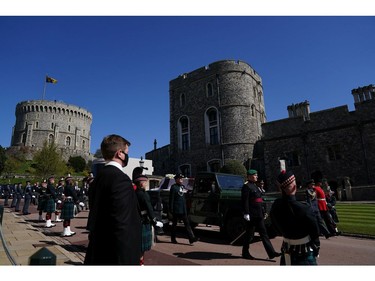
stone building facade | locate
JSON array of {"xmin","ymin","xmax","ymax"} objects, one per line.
[
  {"xmin": 146, "ymin": 60, "xmax": 265, "ymax": 177},
  {"xmin": 11, "ymin": 100, "xmax": 93, "ymax": 161},
  {"xmin": 261, "ymin": 84, "xmax": 375, "ymax": 191}
]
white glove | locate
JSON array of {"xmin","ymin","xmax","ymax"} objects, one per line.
[
  {"xmin": 79, "ymin": 202, "xmax": 85, "ymax": 207},
  {"xmin": 243, "ymin": 214, "xmax": 250, "ymax": 221},
  {"xmin": 57, "ymin": 200, "xmax": 62, "ymax": 204},
  {"xmin": 32, "ymin": 195, "xmax": 36, "ymax": 198},
  {"xmin": 155, "ymin": 221, "xmax": 163, "ymax": 228}
]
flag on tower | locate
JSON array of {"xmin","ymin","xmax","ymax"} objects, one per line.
[{"xmin": 46, "ymin": 75, "xmax": 58, "ymax": 84}]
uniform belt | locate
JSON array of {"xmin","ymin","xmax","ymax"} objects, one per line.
[
  {"xmin": 283, "ymin": 235, "xmax": 310, "ymax": 245},
  {"xmin": 141, "ymin": 210, "xmax": 147, "ymax": 215}
]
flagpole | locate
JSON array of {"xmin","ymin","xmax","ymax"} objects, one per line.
[{"xmin": 42, "ymin": 75, "xmax": 47, "ymax": 100}]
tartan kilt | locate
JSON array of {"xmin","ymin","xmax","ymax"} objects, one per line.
[
  {"xmin": 141, "ymin": 223, "xmax": 153, "ymax": 252},
  {"xmin": 37, "ymin": 197, "xmax": 46, "ymax": 211},
  {"xmin": 43, "ymin": 198, "xmax": 56, "ymax": 213},
  {"xmin": 60, "ymin": 201, "xmax": 75, "ymax": 220}
]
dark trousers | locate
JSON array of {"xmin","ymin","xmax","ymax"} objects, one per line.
[
  {"xmin": 22, "ymin": 195, "xmax": 31, "ymax": 214},
  {"xmin": 171, "ymin": 213, "xmax": 195, "ymax": 241},
  {"xmin": 320, "ymin": 210, "xmax": 337, "ymax": 234},
  {"xmin": 15, "ymin": 195, "xmax": 22, "ymax": 211},
  {"xmin": 242, "ymin": 216, "xmax": 277, "ymax": 258}
]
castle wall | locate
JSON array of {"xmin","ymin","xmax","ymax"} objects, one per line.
[
  {"xmin": 11, "ymin": 100, "xmax": 93, "ymax": 161},
  {"xmin": 262, "ymin": 96, "xmax": 375, "ymax": 191}
]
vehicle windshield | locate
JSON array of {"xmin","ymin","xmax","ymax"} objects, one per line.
[{"xmin": 217, "ymin": 174, "xmax": 244, "ymax": 190}]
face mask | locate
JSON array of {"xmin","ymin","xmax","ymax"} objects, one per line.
[{"xmin": 122, "ymin": 152, "xmax": 129, "ymax": 167}]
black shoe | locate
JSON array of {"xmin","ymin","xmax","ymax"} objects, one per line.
[
  {"xmin": 189, "ymin": 237, "xmax": 198, "ymax": 244},
  {"xmin": 269, "ymin": 252, "xmax": 281, "ymax": 259},
  {"xmin": 171, "ymin": 238, "xmax": 178, "ymax": 244},
  {"xmin": 325, "ymin": 233, "xmax": 333, "ymax": 239},
  {"xmin": 242, "ymin": 252, "xmax": 255, "ymax": 260}
]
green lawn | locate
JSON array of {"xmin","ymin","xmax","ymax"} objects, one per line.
[{"xmin": 335, "ymin": 203, "xmax": 375, "ymax": 237}]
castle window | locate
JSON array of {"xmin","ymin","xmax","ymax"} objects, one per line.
[
  {"xmin": 206, "ymin": 83, "xmax": 214, "ymax": 97},
  {"xmin": 66, "ymin": 136, "xmax": 71, "ymax": 146},
  {"xmin": 51, "ymin": 123, "xmax": 54, "ymax": 129},
  {"xmin": 285, "ymin": 151, "xmax": 300, "ymax": 167},
  {"xmin": 68, "ymin": 125, "xmax": 71, "ymax": 132},
  {"xmin": 205, "ymin": 108, "xmax": 220, "ymax": 145},
  {"xmin": 82, "ymin": 140, "xmax": 85, "ymax": 150},
  {"xmin": 35, "ymin": 122, "xmax": 39, "ymax": 129},
  {"xmin": 179, "ymin": 164, "xmax": 191, "ymax": 177},
  {"xmin": 178, "ymin": 116, "xmax": 190, "ymax": 151},
  {"xmin": 251, "ymin": 104, "xmax": 256, "ymax": 117},
  {"xmin": 327, "ymin": 144, "xmax": 342, "ymax": 162},
  {"xmin": 180, "ymin": 93, "xmax": 186, "ymax": 107},
  {"xmin": 52, "ymin": 115, "xmax": 55, "ymax": 120},
  {"xmin": 22, "ymin": 133, "xmax": 27, "ymax": 144},
  {"xmin": 48, "ymin": 134, "xmax": 54, "ymax": 144},
  {"xmin": 207, "ymin": 159, "xmax": 221, "ymax": 172}
]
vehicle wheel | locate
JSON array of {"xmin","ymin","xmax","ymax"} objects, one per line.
[{"xmin": 225, "ymin": 216, "xmax": 246, "ymax": 242}]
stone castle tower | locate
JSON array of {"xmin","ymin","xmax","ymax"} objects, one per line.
[
  {"xmin": 168, "ymin": 60, "xmax": 265, "ymax": 176},
  {"xmin": 11, "ymin": 100, "xmax": 93, "ymax": 161}
]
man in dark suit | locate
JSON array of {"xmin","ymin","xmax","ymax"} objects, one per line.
[{"xmin": 84, "ymin": 134, "xmax": 142, "ymax": 265}]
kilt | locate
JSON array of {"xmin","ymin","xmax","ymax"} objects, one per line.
[
  {"xmin": 60, "ymin": 200, "xmax": 75, "ymax": 220},
  {"xmin": 37, "ymin": 197, "xmax": 46, "ymax": 211},
  {"xmin": 43, "ymin": 197, "xmax": 56, "ymax": 213},
  {"xmin": 141, "ymin": 223, "xmax": 153, "ymax": 252}
]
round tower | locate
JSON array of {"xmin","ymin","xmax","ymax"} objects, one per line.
[
  {"xmin": 169, "ymin": 60, "xmax": 265, "ymax": 176},
  {"xmin": 11, "ymin": 100, "xmax": 93, "ymax": 161}
]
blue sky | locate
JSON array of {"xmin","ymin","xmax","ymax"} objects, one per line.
[{"xmin": 0, "ymin": 15, "xmax": 374, "ymax": 159}]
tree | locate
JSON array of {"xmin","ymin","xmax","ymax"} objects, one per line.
[
  {"xmin": 68, "ymin": 156, "xmax": 86, "ymax": 173},
  {"xmin": 219, "ymin": 159, "xmax": 247, "ymax": 178},
  {"xmin": 0, "ymin": 145, "xmax": 6, "ymax": 175},
  {"xmin": 2, "ymin": 156, "xmax": 21, "ymax": 178},
  {"xmin": 32, "ymin": 141, "xmax": 67, "ymax": 178}
]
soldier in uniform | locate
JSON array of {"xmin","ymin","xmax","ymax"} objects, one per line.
[
  {"xmin": 169, "ymin": 173, "xmax": 198, "ymax": 245},
  {"xmin": 44, "ymin": 176, "xmax": 57, "ymax": 228},
  {"xmin": 134, "ymin": 174, "xmax": 163, "ymax": 265},
  {"xmin": 54, "ymin": 177, "xmax": 65, "ymax": 222},
  {"xmin": 14, "ymin": 183, "xmax": 23, "ymax": 212},
  {"xmin": 60, "ymin": 176, "xmax": 79, "ymax": 237},
  {"xmin": 241, "ymin": 169, "xmax": 280, "ymax": 260},
  {"xmin": 270, "ymin": 170, "xmax": 321, "ymax": 265},
  {"xmin": 22, "ymin": 181, "xmax": 33, "ymax": 215},
  {"xmin": 37, "ymin": 180, "xmax": 47, "ymax": 221}
]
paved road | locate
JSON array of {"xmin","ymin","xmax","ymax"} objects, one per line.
[{"xmin": 1, "ymin": 198, "xmax": 375, "ymax": 266}]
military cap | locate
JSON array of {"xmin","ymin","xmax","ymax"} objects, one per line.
[
  {"xmin": 247, "ymin": 169, "xmax": 258, "ymax": 175},
  {"xmin": 133, "ymin": 174, "xmax": 148, "ymax": 182},
  {"xmin": 277, "ymin": 170, "xmax": 295, "ymax": 188},
  {"xmin": 174, "ymin": 173, "xmax": 184, "ymax": 179}
]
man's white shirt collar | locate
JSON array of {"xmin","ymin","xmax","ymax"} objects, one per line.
[{"xmin": 105, "ymin": 161, "xmax": 125, "ymax": 173}]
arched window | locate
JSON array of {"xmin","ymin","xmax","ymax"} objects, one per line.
[
  {"xmin": 251, "ymin": 104, "xmax": 256, "ymax": 117},
  {"xmin": 205, "ymin": 107, "xmax": 219, "ymax": 145},
  {"xmin": 66, "ymin": 136, "xmax": 71, "ymax": 146},
  {"xmin": 207, "ymin": 159, "xmax": 221, "ymax": 172},
  {"xmin": 206, "ymin": 83, "xmax": 214, "ymax": 97},
  {"xmin": 180, "ymin": 93, "xmax": 186, "ymax": 107},
  {"xmin": 179, "ymin": 164, "xmax": 191, "ymax": 177},
  {"xmin": 178, "ymin": 116, "xmax": 190, "ymax": 151}
]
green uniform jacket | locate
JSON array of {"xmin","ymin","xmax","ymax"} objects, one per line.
[{"xmin": 169, "ymin": 183, "xmax": 187, "ymax": 215}]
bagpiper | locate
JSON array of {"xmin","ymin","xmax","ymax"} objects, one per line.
[
  {"xmin": 44, "ymin": 176, "xmax": 57, "ymax": 228},
  {"xmin": 60, "ymin": 175, "xmax": 79, "ymax": 237}
]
